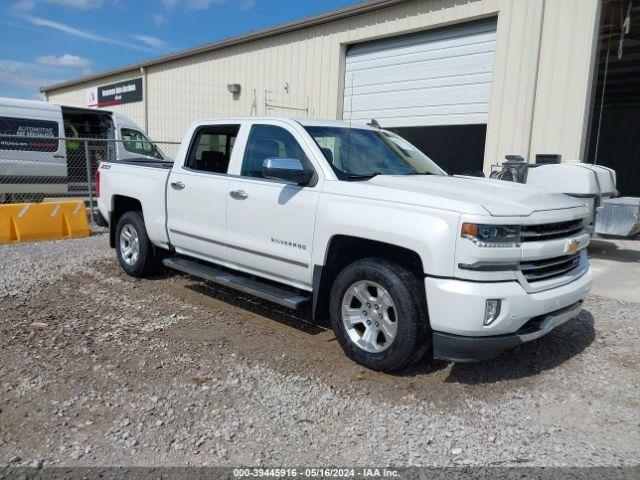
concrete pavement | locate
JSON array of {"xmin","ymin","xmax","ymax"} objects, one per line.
[{"xmin": 588, "ymin": 238, "xmax": 640, "ymax": 303}]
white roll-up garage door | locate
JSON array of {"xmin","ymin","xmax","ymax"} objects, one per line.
[{"xmin": 343, "ymin": 19, "xmax": 497, "ymax": 128}]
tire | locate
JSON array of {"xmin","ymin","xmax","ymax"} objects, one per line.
[
  {"xmin": 115, "ymin": 211, "xmax": 158, "ymax": 277},
  {"xmin": 329, "ymin": 258, "xmax": 431, "ymax": 372}
]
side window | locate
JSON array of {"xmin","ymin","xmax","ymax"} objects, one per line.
[
  {"xmin": 241, "ymin": 124, "xmax": 312, "ymax": 179},
  {"xmin": 185, "ymin": 125, "xmax": 239, "ymax": 174},
  {"xmin": 121, "ymin": 128, "xmax": 162, "ymax": 159},
  {"xmin": 0, "ymin": 116, "xmax": 59, "ymax": 152}
]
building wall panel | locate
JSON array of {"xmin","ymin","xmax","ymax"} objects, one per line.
[
  {"xmin": 45, "ymin": 0, "xmax": 600, "ymax": 173},
  {"xmin": 45, "ymin": 70, "xmax": 146, "ymax": 131},
  {"xmin": 529, "ymin": 0, "xmax": 601, "ymax": 162}
]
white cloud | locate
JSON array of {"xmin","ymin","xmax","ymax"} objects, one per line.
[
  {"xmin": 239, "ymin": 0, "xmax": 254, "ymax": 11},
  {"xmin": 37, "ymin": 53, "xmax": 92, "ymax": 68},
  {"xmin": 0, "ymin": 59, "xmax": 62, "ymax": 96},
  {"xmin": 132, "ymin": 35, "xmax": 167, "ymax": 50},
  {"xmin": 161, "ymin": 0, "xmax": 224, "ymax": 12},
  {"xmin": 44, "ymin": 0, "xmax": 103, "ymax": 9},
  {"xmin": 186, "ymin": 0, "xmax": 224, "ymax": 10},
  {"xmin": 1, "ymin": 19, "xmax": 31, "ymax": 29},
  {"xmin": 10, "ymin": 0, "xmax": 103, "ymax": 12},
  {"xmin": 152, "ymin": 13, "xmax": 167, "ymax": 26},
  {"xmin": 153, "ymin": 0, "xmax": 225, "ymax": 27},
  {"xmin": 10, "ymin": 0, "xmax": 36, "ymax": 12},
  {"xmin": 23, "ymin": 15, "xmax": 159, "ymax": 52}
]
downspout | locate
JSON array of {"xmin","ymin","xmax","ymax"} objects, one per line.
[
  {"xmin": 583, "ymin": 0, "xmax": 605, "ymax": 164},
  {"xmin": 140, "ymin": 66, "xmax": 148, "ymax": 132},
  {"xmin": 525, "ymin": 0, "xmax": 546, "ymax": 163}
]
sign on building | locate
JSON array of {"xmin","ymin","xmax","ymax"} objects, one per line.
[{"xmin": 86, "ymin": 78, "xmax": 143, "ymax": 108}]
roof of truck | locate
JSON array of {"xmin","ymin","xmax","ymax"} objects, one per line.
[{"xmin": 190, "ymin": 116, "xmax": 380, "ymax": 130}]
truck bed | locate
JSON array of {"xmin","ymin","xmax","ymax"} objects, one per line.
[{"xmin": 99, "ymin": 158, "xmax": 173, "ymax": 248}]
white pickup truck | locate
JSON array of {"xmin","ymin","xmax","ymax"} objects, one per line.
[{"xmin": 97, "ymin": 117, "xmax": 593, "ymax": 371}]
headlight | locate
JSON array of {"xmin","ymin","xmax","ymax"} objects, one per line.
[{"xmin": 461, "ymin": 223, "xmax": 521, "ymax": 248}]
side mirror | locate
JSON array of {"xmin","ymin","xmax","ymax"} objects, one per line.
[{"xmin": 262, "ymin": 158, "xmax": 313, "ymax": 185}]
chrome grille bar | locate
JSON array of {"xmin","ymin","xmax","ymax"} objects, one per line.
[
  {"xmin": 521, "ymin": 219, "xmax": 584, "ymax": 242},
  {"xmin": 520, "ymin": 253, "xmax": 581, "ymax": 282}
]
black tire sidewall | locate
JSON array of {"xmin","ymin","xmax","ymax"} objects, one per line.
[
  {"xmin": 329, "ymin": 258, "xmax": 430, "ymax": 372},
  {"xmin": 115, "ymin": 211, "xmax": 154, "ymax": 277}
]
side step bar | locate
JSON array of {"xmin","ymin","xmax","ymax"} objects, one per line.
[{"xmin": 162, "ymin": 256, "xmax": 310, "ymax": 310}]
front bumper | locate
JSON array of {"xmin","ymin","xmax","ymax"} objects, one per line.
[
  {"xmin": 425, "ymin": 259, "xmax": 592, "ymax": 361},
  {"xmin": 425, "ymin": 260, "xmax": 592, "ymax": 336},
  {"xmin": 432, "ymin": 300, "xmax": 583, "ymax": 362}
]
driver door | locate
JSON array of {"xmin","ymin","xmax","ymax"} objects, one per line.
[{"xmin": 225, "ymin": 122, "xmax": 321, "ymax": 289}]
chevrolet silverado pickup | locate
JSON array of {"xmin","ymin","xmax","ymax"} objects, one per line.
[{"xmin": 96, "ymin": 117, "xmax": 593, "ymax": 372}]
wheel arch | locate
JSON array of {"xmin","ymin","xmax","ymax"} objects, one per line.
[
  {"xmin": 109, "ymin": 195, "xmax": 143, "ymax": 248},
  {"xmin": 312, "ymin": 235, "xmax": 425, "ymax": 323}
]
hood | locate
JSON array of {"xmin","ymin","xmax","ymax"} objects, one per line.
[{"xmin": 329, "ymin": 175, "xmax": 586, "ymax": 216}]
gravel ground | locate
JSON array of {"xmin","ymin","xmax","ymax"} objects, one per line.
[{"xmin": 0, "ymin": 233, "xmax": 638, "ymax": 468}]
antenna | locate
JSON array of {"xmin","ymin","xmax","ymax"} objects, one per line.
[{"xmin": 346, "ymin": 72, "xmax": 354, "ymax": 175}]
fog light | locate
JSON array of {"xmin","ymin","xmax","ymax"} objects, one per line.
[{"xmin": 484, "ymin": 299, "xmax": 501, "ymax": 326}]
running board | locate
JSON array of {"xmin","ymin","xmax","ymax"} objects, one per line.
[{"xmin": 162, "ymin": 256, "xmax": 310, "ymax": 310}]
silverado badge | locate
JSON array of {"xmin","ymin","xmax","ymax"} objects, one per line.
[{"xmin": 567, "ymin": 239, "xmax": 580, "ymax": 254}]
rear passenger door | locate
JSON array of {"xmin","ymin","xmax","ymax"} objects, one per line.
[{"xmin": 167, "ymin": 123, "xmax": 241, "ymax": 263}]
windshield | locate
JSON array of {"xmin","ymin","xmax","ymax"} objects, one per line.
[{"xmin": 304, "ymin": 126, "xmax": 446, "ymax": 179}]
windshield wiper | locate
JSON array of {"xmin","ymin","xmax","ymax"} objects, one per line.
[{"xmin": 345, "ymin": 172, "xmax": 383, "ymax": 181}]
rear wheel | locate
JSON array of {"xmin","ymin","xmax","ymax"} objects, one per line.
[
  {"xmin": 329, "ymin": 258, "xmax": 431, "ymax": 372},
  {"xmin": 115, "ymin": 211, "xmax": 159, "ymax": 277}
]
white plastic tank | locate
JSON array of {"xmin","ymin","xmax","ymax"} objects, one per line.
[{"xmin": 526, "ymin": 162, "xmax": 617, "ymax": 225}]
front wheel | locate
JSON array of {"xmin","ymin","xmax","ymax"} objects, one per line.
[
  {"xmin": 115, "ymin": 211, "xmax": 159, "ymax": 277},
  {"xmin": 329, "ymin": 258, "xmax": 431, "ymax": 372}
]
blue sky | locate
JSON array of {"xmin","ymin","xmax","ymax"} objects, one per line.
[{"xmin": 1, "ymin": 0, "xmax": 359, "ymax": 99}]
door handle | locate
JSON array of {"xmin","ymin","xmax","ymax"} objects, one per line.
[
  {"xmin": 229, "ymin": 190, "xmax": 248, "ymax": 200},
  {"xmin": 53, "ymin": 154, "xmax": 66, "ymax": 158},
  {"xmin": 171, "ymin": 181, "xmax": 185, "ymax": 190}
]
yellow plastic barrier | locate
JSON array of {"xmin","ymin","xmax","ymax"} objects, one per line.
[{"xmin": 0, "ymin": 200, "xmax": 91, "ymax": 244}]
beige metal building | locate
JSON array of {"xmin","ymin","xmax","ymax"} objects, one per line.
[{"xmin": 41, "ymin": 0, "xmax": 640, "ymax": 195}]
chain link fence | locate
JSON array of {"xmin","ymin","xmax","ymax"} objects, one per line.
[{"xmin": 0, "ymin": 134, "xmax": 180, "ymax": 222}]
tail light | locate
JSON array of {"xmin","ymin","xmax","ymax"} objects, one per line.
[{"xmin": 95, "ymin": 166, "xmax": 100, "ymax": 198}]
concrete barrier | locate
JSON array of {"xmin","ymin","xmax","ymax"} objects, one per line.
[{"xmin": 0, "ymin": 200, "xmax": 91, "ymax": 244}]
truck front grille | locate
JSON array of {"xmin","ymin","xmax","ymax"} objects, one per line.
[
  {"xmin": 520, "ymin": 253, "xmax": 581, "ymax": 282},
  {"xmin": 521, "ymin": 219, "xmax": 583, "ymax": 242}
]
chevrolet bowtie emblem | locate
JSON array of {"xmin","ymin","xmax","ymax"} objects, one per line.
[{"xmin": 567, "ymin": 239, "xmax": 580, "ymax": 254}]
